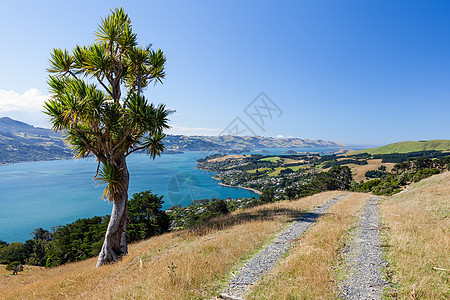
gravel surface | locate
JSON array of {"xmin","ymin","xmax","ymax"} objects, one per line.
[
  {"xmin": 219, "ymin": 194, "xmax": 349, "ymax": 300},
  {"xmin": 338, "ymin": 196, "xmax": 388, "ymax": 300}
]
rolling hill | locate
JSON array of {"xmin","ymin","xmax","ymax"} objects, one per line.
[
  {"xmin": 348, "ymin": 139, "xmax": 450, "ymax": 155},
  {"xmin": 0, "ymin": 117, "xmax": 71, "ymax": 165}
]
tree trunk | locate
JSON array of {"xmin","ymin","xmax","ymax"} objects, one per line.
[{"xmin": 96, "ymin": 157, "xmax": 129, "ymax": 267}]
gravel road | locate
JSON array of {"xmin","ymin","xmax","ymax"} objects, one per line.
[
  {"xmin": 338, "ymin": 196, "xmax": 388, "ymax": 300},
  {"xmin": 219, "ymin": 194, "xmax": 349, "ymax": 300}
]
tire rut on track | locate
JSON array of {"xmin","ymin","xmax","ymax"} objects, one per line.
[
  {"xmin": 338, "ymin": 196, "xmax": 388, "ymax": 300},
  {"xmin": 218, "ymin": 193, "xmax": 349, "ymax": 300}
]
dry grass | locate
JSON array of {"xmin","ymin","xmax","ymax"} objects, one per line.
[
  {"xmin": 206, "ymin": 154, "xmax": 248, "ymax": 162},
  {"xmin": 380, "ymin": 172, "xmax": 450, "ymax": 299},
  {"xmin": 0, "ymin": 264, "xmax": 43, "ymax": 277},
  {"xmin": 247, "ymin": 193, "xmax": 370, "ymax": 299},
  {"xmin": 0, "ymin": 191, "xmax": 344, "ymax": 299},
  {"xmin": 349, "ymin": 159, "xmax": 395, "ymax": 182}
]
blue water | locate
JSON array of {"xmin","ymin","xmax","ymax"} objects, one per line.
[{"xmin": 0, "ymin": 148, "xmax": 351, "ymax": 243}]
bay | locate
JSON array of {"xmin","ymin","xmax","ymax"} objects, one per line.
[{"xmin": 0, "ymin": 147, "xmax": 348, "ymax": 243}]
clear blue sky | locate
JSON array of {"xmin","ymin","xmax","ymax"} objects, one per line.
[{"xmin": 1, "ymin": 0, "xmax": 449, "ymax": 146}]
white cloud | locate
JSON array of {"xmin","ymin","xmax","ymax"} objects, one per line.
[
  {"xmin": 0, "ymin": 89, "xmax": 50, "ymax": 128},
  {"xmin": 276, "ymin": 134, "xmax": 284, "ymax": 138},
  {"xmin": 0, "ymin": 89, "xmax": 48, "ymax": 112},
  {"xmin": 167, "ymin": 125, "xmax": 222, "ymax": 136}
]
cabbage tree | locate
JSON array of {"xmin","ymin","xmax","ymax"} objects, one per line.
[{"xmin": 44, "ymin": 8, "xmax": 169, "ymax": 266}]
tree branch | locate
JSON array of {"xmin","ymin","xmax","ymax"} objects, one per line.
[
  {"xmin": 111, "ymin": 127, "xmax": 135, "ymax": 154},
  {"xmin": 96, "ymin": 75, "xmax": 113, "ymax": 97},
  {"xmin": 73, "ymin": 127, "xmax": 106, "ymax": 163},
  {"xmin": 126, "ymin": 145, "xmax": 147, "ymax": 156}
]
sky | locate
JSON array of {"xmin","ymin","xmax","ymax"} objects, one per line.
[{"xmin": 1, "ymin": 0, "xmax": 449, "ymax": 146}]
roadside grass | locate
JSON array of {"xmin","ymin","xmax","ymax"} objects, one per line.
[
  {"xmin": 380, "ymin": 171, "xmax": 450, "ymax": 299},
  {"xmin": 247, "ymin": 193, "xmax": 370, "ymax": 299},
  {"xmin": 0, "ymin": 191, "xmax": 344, "ymax": 299}
]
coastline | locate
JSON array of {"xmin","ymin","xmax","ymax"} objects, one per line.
[{"xmin": 212, "ymin": 177, "xmax": 262, "ymax": 195}]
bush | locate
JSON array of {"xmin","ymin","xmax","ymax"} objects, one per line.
[
  {"xmin": 6, "ymin": 261, "xmax": 23, "ymax": 275},
  {"xmin": 259, "ymin": 189, "xmax": 275, "ymax": 203},
  {"xmin": 412, "ymin": 168, "xmax": 439, "ymax": 182},
  {"xmin": 365, "ymin": 170, "xmax": 387, "ymax": 179}
]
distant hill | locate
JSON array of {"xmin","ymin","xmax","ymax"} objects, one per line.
[
  {"xmin": 0, "ymin": 117, "xmax": 347, "ymax": 164},
  {"xmin": 348, "ymin": 140, "xmax": 450, "ymax": 155},
  {"xmin": 163, "ymin": 135, "xmax": 347, "ymax": 153},
  {"xmin": 0, "ymin": 117, "xmax": 72, "ymax": 165}
]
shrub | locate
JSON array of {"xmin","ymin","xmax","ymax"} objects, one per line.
[{"xmin": 6, "ymin": 261, "xmax": 23, "ymax": 275}]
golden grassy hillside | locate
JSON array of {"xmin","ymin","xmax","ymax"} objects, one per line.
[
  {"xmin": 0, "ymin": 191, "xmax": 345, "ymax": 299},
  {"xmin": 1, "ymin": 171, "xmax": 448, "ymax": 299},
  {"xmin": 380, "ymin": 171, "xmax": 449, "ymax": 299},
  {"xmin": 349, "ymin": 139, "xmax": 450, "ymax": 155}
]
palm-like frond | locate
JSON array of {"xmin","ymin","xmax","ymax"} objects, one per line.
[
  {"xmin": 95, "ymin": 7, "xmax": 137, "ymax": 49},
  {"xmin": 142, "ymin": 131, "xmax": 166, "ymax": 159},
  {"xmin": 43, "ymin": 99, "xmax": 66, "ymax": 131},
  {"xmin": 148, "ymin": 49, "xmax": 166, "ymax": 85},
  {"xmin": 48, "ymin": 48, "xmax": 74, "ymax": 76},
  {"xmin": 82, "ymin": 43, "xmax": 112, "ymax": 78},
  {"xmin": 94, "ymin": 162, "xmax": 124, "ymax": 200}
]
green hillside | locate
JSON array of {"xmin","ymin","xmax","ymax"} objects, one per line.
[{"xmin": 349, "ymin": 140, "xmax": 450, "ymax": 155}]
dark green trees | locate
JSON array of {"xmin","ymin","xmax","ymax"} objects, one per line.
[
  {"xmin": 312, "ymin": 166, "xmax": 352, "ymax": 191},
  {"xmin": 127, "ymin": 191, "xmax": 170, "ymax": 242},
  {"xmin": 259, "ymin": 189, "xmax": 275, "ymax": 203}
]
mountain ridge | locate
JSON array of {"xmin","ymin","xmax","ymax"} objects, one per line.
[{"xmin": 0, "ymin": 117, "xmax": 348, "ymax": 164}]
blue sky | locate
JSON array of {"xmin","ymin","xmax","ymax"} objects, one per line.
[{"xmin": 1, "ymin": 0, "xmax": 449, "ymax": 146}]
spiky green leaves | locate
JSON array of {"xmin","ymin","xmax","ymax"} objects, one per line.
[
  {"xmin": 95, "ymin": 162, "xmax": 124, "ymax": 200},
  {"xmin": 95, "ymin": 7, "xmax": 137, "ymax": 50},
  {"xmin": 75, "ymin": 44, "xmax": 113, "ymax": 79},
  {"xmin": 45, "ymin": 77, "xmax": 107, "ymax": 128},
  {"xmin": 142, "ymin": 131, "xmax": 167, "ymax": 159},
  {"xmin": 124, "ymin": 47, "xmax": 167, "ymax": 92},
  {"xmin": 48, "ymin": 49, "xmax": 74, "ymax": 76}
]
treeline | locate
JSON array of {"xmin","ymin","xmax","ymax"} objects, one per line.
[
  {"xmin": 281, "ymin": 166, "xmax": 352, "ymax": 200},
  {"xmin": 322, "ymin": 159, "xmax": 367, "ymax": 168},
  {"xmin": 0, "ymin": 191, "xmax": 169, "ymax": 268},
  {"xmin": 352, "ymin": 156, "xmax": 449, "ymax": 195},
  {"xmin": 347, "ymin": 150, "xmax": 448, "ymax": 164}
]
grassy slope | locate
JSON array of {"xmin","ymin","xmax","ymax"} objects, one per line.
[
  {"xmin": 380, "ymin": 172, "xmax": 449, "ymax": 299},
  {"xmin": 0, "ymin": 191, "xmax": 345, "ymax": 299},
  {"xmin": 349, "ymin": 139, "xmax": 450, "ymax": 155},
  {"xmin": 2, "ymin": 172, "xmax": 447, "ymax": 299}
]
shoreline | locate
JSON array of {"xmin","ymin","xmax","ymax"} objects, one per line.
[{"xmin": 212, "ymin": 177, "xmax": 262, "ymax": 195}]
